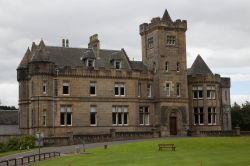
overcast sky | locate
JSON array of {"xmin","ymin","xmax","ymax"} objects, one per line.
[{"xmin": 0, "ymin": 0, "xmax": 249, "ymax": 107}]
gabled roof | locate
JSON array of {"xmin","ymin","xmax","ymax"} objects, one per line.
[
  {"xmin": 188, "ymin": 55, "xmax": 213, "ymax": 75},
  {"xmin": 162, "ymin": 9, "xmax": 172, "ymax": 22}
]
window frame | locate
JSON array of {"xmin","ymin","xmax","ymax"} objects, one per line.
[
  {"xmin": 114, "ymin": 60, "xmax": 121, "ymax": 69},
  {"xmin": 62, "ymin": 81, "xmax": 70, "ymax": 95},
  {"xmin": 112, "ymin": 106, "xmax": 128, "ymax": 126},
  {"xmin": 166, "ymin": 36, "xmax": 176, "ymax": 46},
  {"xmin": 90, "ymin": 82, "xmax": 96, "ymax": 96},
  {"xmin": 139, "ymin": 106, "xmax": 150, "ymax": 126},
  {"xmin": 60, "ymin": 106, "xmax": 72, "ymax": 126},
  {"xmin": 90, "ymin": 106, "xmax": 97, "ymax": 126},
  {"xmin": 176, "ymin": 83, "xmax": 181, "ymax": 97},
  {"xmin": 147, "ymin": 84, "xmax": 152, "ymax": 98},
  {"xmin": 147, "ymin": 37, "xmax": 154, "ymax": 49},
  {"xmin": 114, "ymin": 83, "xmax": 125, "ymax": 97}
]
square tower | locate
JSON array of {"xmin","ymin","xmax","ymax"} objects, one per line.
[{"xmin": 140, "ymin": 10, "xmax": 189, "ymax": 136}]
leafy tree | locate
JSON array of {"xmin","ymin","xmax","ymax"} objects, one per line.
[{"xmin": 231, "ymin": 101, "xmax": 250, "ymax": 131}]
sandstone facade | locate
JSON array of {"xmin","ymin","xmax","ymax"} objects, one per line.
[{"xmin": 17, "ymin": 10, "xmax": 231, "ymax": 138}]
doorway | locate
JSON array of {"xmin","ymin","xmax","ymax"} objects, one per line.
[{"xmin": 170, "ymin": 117, "xmax": 177, "ymax": 135}]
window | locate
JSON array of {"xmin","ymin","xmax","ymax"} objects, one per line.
[
  {"xmin": 165, "ymin": 61, "xmax": 169, "ymax": 71},
  {"xmin": 225, "ymin": 90, "xmax": 227, "ymax": 101},
  {"xmin": 138, "ymin": 83, "xmax": 141, "ymax": 97},
  {"xmin": 176, "ymin": 62, "xmax": 180, "ymax": 72},
  {"xmin": 193, "ymin": 86, "xmax": 203, "ymax": 99},
  {"xmin": 42, "ymin": 109, "xmax": 46, "ymax": 126},
  {"xmin": 114, "ymin": 60, "xmax": 121, "ymax": 69},
  {"xmin": 147, "ymin": 84, "xmax": 152, "ymax": 97},
  {"xmin": 112, "ymin": 106, "xmax": 128, "ymax": 126},
  {"xmin": 90, "ymin": 82, "xmax": 96, "ymax": 96},
  {"xmin": 114, "ymin": 83, "xmax": 125, "ymax": 96},
  {"xmin": 42, "ymin": 81, "xmax": 46, "ymax": 94},
  {"xmin": 208, "ymin": 107, "xmax": 216, "ymax": 125},
  {"xmin": 166, "ymin": 36, "xmax": 176, "ymax": 46},
  {"xmin": 147, "ymin": 37, "xmax": 154, "ymax": 48},
  {"xmin": 176, "ymin": 83, "xmax": 181, "ymax": 97},
  {"xmin": 207, "ymin": 86, "xmax": 215, "ymax": 99},
  {"xmin": 166, "ymin": 83, "xmax": 171, "ymax": 97},
  {"xmin": 139, "ymin": 107, "xmax": 149, "ymax": 125},
  {"xmin": 86, "ymin": 59, "xmax": 95, "ymax": 67},
  {"xmin": 63, "ymin": 81, "xmax": 70, "ymax": 95},
  {"xmin": 194, "ymin": 107, "xmax": 204, "ymax": 125},
  {"xmin": 60, "ymin": 106, "xmax": 72, "ymax": 126},
  {"xmin": 90, "ymin": 106, "xmax": 97, "ymax": 126}
]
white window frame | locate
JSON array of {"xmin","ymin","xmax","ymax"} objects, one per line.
[
  {"xmin": 207, "ymin": 86, "xmax": 216, "ymax": 99},
  {"xmin": 166, "ymin": 36, "xmax": 176, "ymax": 46},
  {"xmin": 62, "ymin": 81, "xmax": 70, "ymax": 95},
  {"xmin": 139, "ymin": 106, "xmax": 149, "ymax": 126},
  {"xmin": 166, "ymin": 83, "xmax": 171, "ymax": 97},
  {"xmin": 147, "ymin": 84, "xmax": 152, "ymax": 97},
  {"xmin": 60, "ymin": 106, "xmax": 72, "ymax": 126},
  {"xmin": 90, "ymin": 106, "xmax": 97, "ymax": 126},
  {"xmin": 114, "ymin": 83, "xmax": 125, "ymax": 97},
  {"xmin": 192, "ymin": 86, "xmax": 203, "ymax": 99},
  {"xmin": 112, "ymin": 106, "xmax": 128, "ymax": 126},
  {"xmin": 194, "ymin": 107, "xmax": 204, "ymax": 125},
  {"xmin": 86, "ymin": 59, "xmax": 95, "ymax": 68},
  {"xmin": 90, "ymin": 82, "xmax": 96, "ymax": 96},
  {"xmin": 208, "ymin": 107, "xmax": 216, "ymax": 125},
  {"xmin": 114, "ymin": 60, "xmax": 121, "ymax": 69}
]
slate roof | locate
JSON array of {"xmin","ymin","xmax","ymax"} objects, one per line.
[
  {"xmin": 18, "ymin": 40, "xmax": 149, "ymax": 72},
  {"xmin": 188, "ymin": 55, "xmax": 213, "ymax": 75},
  {"xmin": 130, "ymin": 61, "xmax": 148, "ymax": 72},
  {"xmin": 162, "ymin": 9, "xmax": 173, "ymax": 22},
  {"xmin": 0, "ymin": 110, "xmax": 19, "ymax": 125}
]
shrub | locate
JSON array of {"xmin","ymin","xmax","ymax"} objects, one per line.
[{"xmin": 0, "ymin": 135, "xmax": 36, "ymax": 153}]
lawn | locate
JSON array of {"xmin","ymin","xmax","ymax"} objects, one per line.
[
  {"xmin": 33, "ymin": 137, "xmax": 250, "ymax": 166},
  {"xmin": 0, "ymin": 149, "xmax": 35, "ymax": 157}
]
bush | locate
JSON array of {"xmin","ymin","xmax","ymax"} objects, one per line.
[
  {"xmin": 0, "ymin": 135, "xmax": 36, "ymax": 153},
  {"xmin": 0, "ymin": 142, "xmax": 7, "ymax": 153}
]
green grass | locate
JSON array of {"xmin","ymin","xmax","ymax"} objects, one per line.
[
  {"xmin": 0, "ymin": 149, "xmax": 35, "ymax": 157},
  {"xmin": 33, "ymin": 137, "xmax": 250, "ymax": 166}
]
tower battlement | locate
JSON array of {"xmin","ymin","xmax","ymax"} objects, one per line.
[{"xmin": 139, "ymin": 10, "xmax": 187, "ymax": 35}]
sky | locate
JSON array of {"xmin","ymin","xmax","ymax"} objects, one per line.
[{"xmin": 0, "ymin": 0, "xmax": 249, "ymax": 107}]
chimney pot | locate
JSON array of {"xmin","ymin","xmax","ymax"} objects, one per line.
[
  {"xmin": 66, "ymin": 39, "xmax": 69, "ymax": 47},
  {"xmin": 62, "ymin": 39, "xmax": 65, "ymax": 47}
]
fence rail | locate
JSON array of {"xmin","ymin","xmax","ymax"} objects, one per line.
[{"xmin": 0, "ymin": 152, "xmax": 60, "ymax": 166}]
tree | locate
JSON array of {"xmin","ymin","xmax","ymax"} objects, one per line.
[{"xmin": 231, "ymin": 101, "xmax": 250, "ymax": 131}]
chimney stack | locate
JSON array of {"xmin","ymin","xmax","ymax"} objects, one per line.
[
  {"xmin": 88, "ymin": 34, "xmax": 100, "ymax": 59},
  {"xmin": 62, "ymin": 39, "xmax": 65, "ymax": 47}
]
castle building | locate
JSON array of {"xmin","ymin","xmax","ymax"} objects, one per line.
[{"xmin": 17, "ymin": 10, "xmax": 231, "ymax": 140}]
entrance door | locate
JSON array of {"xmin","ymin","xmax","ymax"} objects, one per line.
[{"xmin": 170, "ymin": 117, "xmax": 177, "ymax": 135}]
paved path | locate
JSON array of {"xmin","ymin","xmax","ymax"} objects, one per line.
[{"xmin": 0, "ymin": 137, "xmax": 185, "ymax": 162}]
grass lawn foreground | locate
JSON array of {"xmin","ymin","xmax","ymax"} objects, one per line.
[{"xmin": 33, "ymin": 137, "xmax": 250, "ymax": 166}]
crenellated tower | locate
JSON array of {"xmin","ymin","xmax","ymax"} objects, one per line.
[{"xmin": 140, "ymin": 10, "xmax": 189, "ymax": 136}]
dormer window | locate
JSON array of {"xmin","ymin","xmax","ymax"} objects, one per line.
[
  {"xmin": 86, "ymin": 59, "xmax": 95, "ymax": 68},
  {"xmin": 114, "ymin": 60, "xmax": 121, "ymax": 69}
]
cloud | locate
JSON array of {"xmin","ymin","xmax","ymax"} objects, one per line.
[
  {"xmin": 231, "ymin": 95, "xmax": 250, "ymax": 105},
  {"xmin": 0, "ymin": 0, "xmax": 250, "ymax": 106}
]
